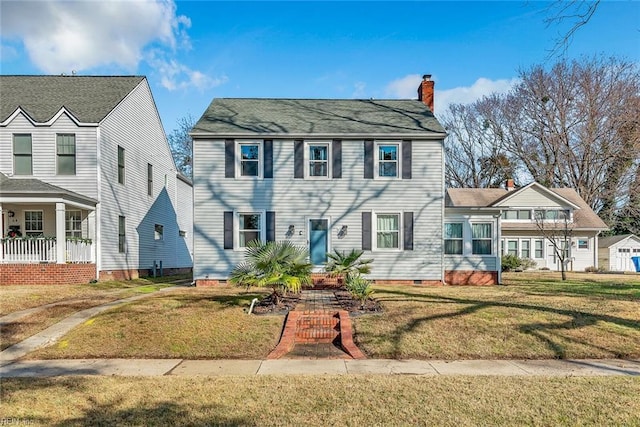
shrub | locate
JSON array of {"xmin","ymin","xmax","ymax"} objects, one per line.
[
  {"xmin": 346, "ymin": 276, "xmax": 374, "ymax": 307},
  {"xmin": 585, "ymin": 265, "xmax": 606, "ymax": 273},
  {"xmin": 520, "ymin": 258, "xmax": 537, "ymax": 270},
  {"xmin": 501, "ymin": 254, "xmax": 521, "ymax": 272}
]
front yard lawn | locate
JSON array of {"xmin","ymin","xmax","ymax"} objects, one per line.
[
  {"xmin": 1, "ymin": 276, "xmax": 184, "ymax": 351},
  {"xmin": 2, "ymin": 376, "xmax": 639, "ymax": 426},
  {"xmin": 353, "ymin": 272, "xmax": 640, "ymax": 360},
  {"xmin": 28, "ymin": 287, "xmax": 282, "ymax": 360}
]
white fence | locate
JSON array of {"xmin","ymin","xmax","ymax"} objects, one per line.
[{"xmin": 1, "ymin": 238, "xmax": 93, "ymax": 263}]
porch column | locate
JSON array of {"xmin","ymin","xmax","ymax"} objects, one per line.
[
  {"xmin": 88, "ymin": 210, "xmax": 96, "ymax": 263},
  {"xmin": 56, "ymin": 202, "xmax": 66, "ymax": 264}
]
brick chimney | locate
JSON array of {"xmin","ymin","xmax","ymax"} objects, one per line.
[
  {"xmin": 506, "ymin": 179, "xmax": 515, "ymax": 191},
  {"xmin": 417, "ymin": 74, "xmax": 435, "ymax": 112}
]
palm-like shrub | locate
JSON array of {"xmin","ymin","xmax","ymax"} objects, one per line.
[
  {"xmin": 228, "ymin": 240, "xmax": 312, "ymax": 303},
  {"xmin": 325, "ymin": 249, "xmax": 373, "ymax": 283},
  {"xmin": 346, "ymin": 276, "xmax": 374, "ymax": 308}
]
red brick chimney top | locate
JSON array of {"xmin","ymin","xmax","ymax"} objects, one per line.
[
  {"xmin": 506, "ymin": 179, "xmax": 515, "ymax": 191},
  {"xmin": 417, "ymin": 74, "xmax": 435, "ymax": 113}
]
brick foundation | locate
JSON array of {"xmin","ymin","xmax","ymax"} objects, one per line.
[
  {"xmin": 0, "ymin": 263, "xmax": 96, "ymax": 285},
  {"xmin": 100, "ymin": 267, "xmax": 193, "ymax": 282},
  {"xmin": 445, "ymin": 270, "xmax": 498, "ymax": 286},
  {"xmin": 373, "ymin": 279, "xmax": 443, "ymax": 286}
]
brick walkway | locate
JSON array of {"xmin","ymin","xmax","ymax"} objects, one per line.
[{"xmin": 267, "ymin": 290, "xmax": 366, "ymax": 360}]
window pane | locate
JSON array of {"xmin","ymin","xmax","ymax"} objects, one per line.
[
  {"xmin": 377, "ymin": 232, "xmax": 399, "ymax": 249},
  {"xmin": 239, "ymin": 231, "xmax": 260, "ymax": 247},
  {"xmin": 14, "ymin": 156, "xmax": 32, "ymax": 175},
  {"xmin": 57, "ymin": 134, "xmax": 76, "ymax": 154},
  {"xmin": 519, "ymin": 210, "xmax": 531, "ymax": 219},
  {"xmin": 507, "ymin": 240, "xmax": 518, "ymax": 256},
  {"xmin": 240, "ymin": 214, "xmax": 260, "ymax": 230},
  {"xmin": 472, "ymin": 240, "xmax": 492, "ymax": 255},
  {"xmin": 13, "ymin": 135, "xmax": 32, "ymax": 154},
  {"xmin": 534, "ymin": 240, "xmax": 543, "ymax": 258},
  {"xmin": 309, "ymin": 146, "xmax": 327, "ymax": 160},
  {"xmin": 57, "ymin": 155, "xmax": 76, "ymax": 175},
  {"xmin": 521, "ymin": 240, "xmax": 530, "ymax": 258},
  {"xmin": 241, "ymin": 161, "xmax": 258, "ymax": 176},
  {"xmin": 378, "ymin": 146, "xmax": 397, "ymax": 160},
  {"xmin": 472, "ymin": 223, "xmax": 492, "ymax": 239},
  {"xmin": 379, "ymin": 162, "xmax": 397, "ymax": 177},
  {"xmin": 309, "ymin": 162, "xmax": 327, "ymax": 177},
  {"xmin": 444, "ymin": 240, "xmax": 463, "ymax": 255},
  {"xmin": 377, "ymin": 214, "xmax": 398, "ymax": 231},
  {"xmin": 504, "ymin": 210, "xmax": 518, "ymax": 220},
  {"xmin": 444, "ymin": 223, "xmax": 462, "ymax": 238},
  {"xmin": 241, "ymin": 145, "xmax": 259, "ymax": 160}
]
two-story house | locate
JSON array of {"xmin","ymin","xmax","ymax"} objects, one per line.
[
  {"xmin": 191, "ymin": 76, "xmax": 456, "ymax": 285},
  {"xmin": 0, "ymin": 75, "xmax": 193, "ymax": 284}
]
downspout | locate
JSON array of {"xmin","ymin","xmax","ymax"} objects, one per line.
[
  {"xmin": 496, "ymin": 212, "xmax": 502, "ymax": 284},
  {"xmin": 95, "ymin": 127, "xmax": 102, "ymax": 281},
  {"xmin": 248, "ymin": 298, "xmax": 259, "ymax": 315},
  {"xmin": 594, "ymin": 231, "xmax": 600, "ymax": 269}
]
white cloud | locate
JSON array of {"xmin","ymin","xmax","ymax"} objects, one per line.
[
  {"xmin": 0, "ymin": 0, "xmax": 217, "ymax": 91},
  {"xmin": 385, "ymin": 74, "xmax": 519, "ymax": 112},
  {"xmin": 436, "ymin": 77, "xmax": 519, "ymax": 113},
  {"xmin": 352, "ymin": 81, "xmax": 366, "ymax": 98},
  {"xmin": 147, "ymin": 51, "xmax": 228, "ymax": 91},
  {"xmin": 385, "ymin": 74, "xmax": 422, "ymax": 99}
]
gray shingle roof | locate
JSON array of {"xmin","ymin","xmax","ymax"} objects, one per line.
[
  {"xmin": 192, "ymin": 98, "xmax": 446, "ymax": 136},
  {"xmin": 446, "ymin": 186, "xmax": 608, "ymax": 230},
  {"xmin": 0, "ymin": 75, "xmax": 145, "ymax": 123},
  {"xmin": 0, "ymin": 173, "xmax": 97, "ymax": 205},
  {"xmin": 598, "ymin": 234, "xmax": 639, "ymax": 248}
]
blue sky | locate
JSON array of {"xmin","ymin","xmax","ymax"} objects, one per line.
[{"xmin": 1, "ymin": 1, "xmax": 638, "ymax": 134}]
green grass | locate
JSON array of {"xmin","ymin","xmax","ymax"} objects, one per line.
[{"xmin": 1, "ymin": 376, "xmax": 639, "ymax": 426}]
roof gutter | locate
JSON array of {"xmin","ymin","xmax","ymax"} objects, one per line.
[{"xmin": 189, "ymin": 132, "xmax": 448, "ymax": 140}]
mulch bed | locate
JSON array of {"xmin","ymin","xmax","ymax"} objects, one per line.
[{"xmin": 252, "ymin": 289, "xmax": 382, "ymax": 315}]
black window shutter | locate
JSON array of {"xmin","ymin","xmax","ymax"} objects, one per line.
[
  {"xmin": 294, "ymin": 140, "xmax": 304, "ymax": 179},
  {"xmin": 404, "ymin": 211, "xmax": 414, "ymax": 250},
  {"xmin": 332, "ymin": 139, "xmax": 342, "ymax": 179},
  {"xmin": 264, "ymin": 140, "xmax": 273, "ymax": 178},
  {"xmin": 362, "ymin": 212, "xmax": 372, "ymax": 250},
  {"xmin": 223, "ymin": 211, "xmax": 233, "ymax": 249},
  {"xmin": 225, "ymin": 139, "xmax": 235, "ymax": 178},
  {"xmin": 364, "ymin": 140, "xmax": 374, "ymax": 179},
  {"xmin": 402, "ymin": 140, "xmax": 412, "ymax": 179},
  {"xmin": 266, "ymin": 211, "xmax": 276, "ymax": 242}
]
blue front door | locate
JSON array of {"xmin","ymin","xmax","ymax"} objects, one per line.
[{"xmin": 309, "ymin": 219, "xmax": 328, "ymax": 265}]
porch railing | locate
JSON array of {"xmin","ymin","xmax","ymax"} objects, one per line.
[{"xmin": 1, "ymin": 238, "xmax": 93, "ymax": 264}]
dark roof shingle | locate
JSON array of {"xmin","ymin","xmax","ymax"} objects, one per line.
[
  {"xmin": 192, "ymin": 98, "xmax": 446, "ymax": 136},
  {"xmin": 0, "ymin": 75, "xmax": 144, "ymax": 123}
]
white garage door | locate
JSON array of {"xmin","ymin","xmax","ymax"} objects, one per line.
[{"xmin": 616, "ymin": 247, "xmax": 640, "ymax": 271}]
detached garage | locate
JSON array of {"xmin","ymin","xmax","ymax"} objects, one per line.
[{"xmin": 598, "ymin": 234, "xmax": 640, "ymax": 272}]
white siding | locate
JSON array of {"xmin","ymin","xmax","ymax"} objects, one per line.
[
  {"xmin": 498, "ymin": 186, "xmax": 565, "ymax": 208},
  {"xmin": 194, "ymin": 137, "xmax": 444, "ymax": 281},
  {"xmin": 0, "ymin": 112, "xmax": 98, "ymax": 198},
  {"xmin": 98, "ymin": 81, "xmax": 191, "ymax": 271},
  {"xmin": 444, "ymin": 212, "xmax": 500, "ymax": 272},
  {"xmin": 599, "ymin": 237, "xmax": 640, "ymax": 272},
  {"xmin": 176, "ymin": 176, "xmax": 194, "ymax": 267}
]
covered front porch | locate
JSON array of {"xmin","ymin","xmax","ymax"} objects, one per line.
[{"xmin": 0, "ymin": 174, "xmax": 98, "ymax": 269}]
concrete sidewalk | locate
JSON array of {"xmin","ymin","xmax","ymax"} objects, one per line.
[{"xmin": 1, "ymin": 358, "xmax": 639, "ymax": 378}]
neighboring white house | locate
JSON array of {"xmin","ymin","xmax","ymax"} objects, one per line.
[
  {"xmin": 0, "ymin": 75, "xmax": 193, "ymax": 284},
  {"xmin": 598, "ymin": 234, "xmax": 640, "ymax": 272},
  {"xmin": 446, "ymin": 181, "xmax": 609, "ymax": 272}
]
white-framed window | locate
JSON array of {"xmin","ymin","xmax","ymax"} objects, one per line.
[
  {"xmin": 65, "ymin": 210, "xmax": 82, "ymax": 238},
  {"xmin": 375, "ymin": 142, "xmax": 400, "ymax": 178},
  {"xmin": 179, "ymin": 230, "xmax": 187, "ymax": 238},
  {"xmin": 154, "ymin": 224, "xmax": 164, "ymax": 241},
  {"xmin": 576, "ymin": 238, "xmax": 588, "ymax": 250},
  {"xmin": 471, "ymin": 223, "xmax": 492, "ymax": 255},
  {"xmin": 506, "ymin": 240, "xmax": 518, "ymax": 256},
  {"xmin": 237, "ymin": 141, "xmax": 261, "ymax": 178},
  {"xmin": 237, "ymin": 212, "xmax": 264, "ymax": 248},
  {"xmin": 374, "ymin": 213, "xmax": 401, "ymax": 250},
  {"xmin": 24, "ymin": 210, "xmax": 43, "ymax": 237},
  {"xmin": 444, "ymin": 223, "xmax": 463, "ymax": 255},
  {"xmin": 521, "ymin": 239, "xmax": 531, "ymax": 258},
  {"xmin": 13, "ymin": 134, "xmax": 32, "ymax": 175},
  {"xmin": 502, "ymin": 209, "xmax": 532, "ymax": 220},
  {"xmin": 534, "ymin": 239, "xmax": 544, "ymax": 258},
  {"xmin": 307, "ymin": 142, "xmax": 330, "ymax": 178},
  {"xmin": 534, "ymin": 209, "xmax": 571, "ymax": 221},
  {"xmin": 56, "ymin": 134, "xmax": 76, "ymax": 175}
]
